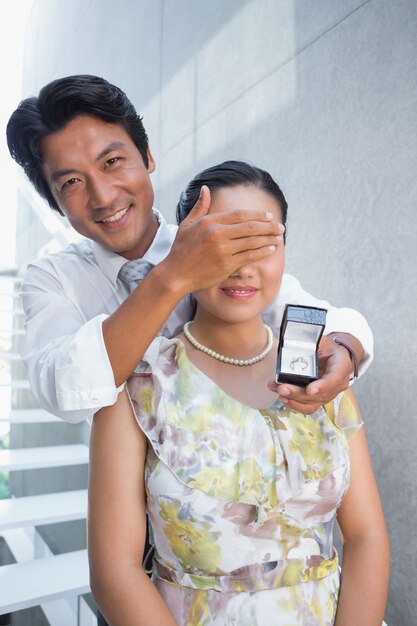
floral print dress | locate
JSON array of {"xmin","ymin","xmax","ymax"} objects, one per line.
[{"xmin": 126, "ymin": 337, "xmax": 363, "ymax": 626}]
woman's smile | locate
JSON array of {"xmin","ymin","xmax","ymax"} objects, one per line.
[{"xmin": 221, "ymin": 286, "xmax": 258, "ymax": 300}]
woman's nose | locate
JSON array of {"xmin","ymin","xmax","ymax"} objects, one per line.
[{"xmin": 229, "ymin": 263, "xmax": 256, "ymax": 279}]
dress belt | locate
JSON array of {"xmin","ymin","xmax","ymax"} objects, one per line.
[{"xmin": 153, "ymin": 551, "xmax": 339, "ymax": 593}]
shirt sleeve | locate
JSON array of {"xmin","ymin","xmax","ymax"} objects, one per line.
[
  {"xmin": 262, "ymin": 273, "xmax": 374, "ymax": 378},
  {"xmin": 20, "ymin": 263, "xmax": 123, "ymax": 424}
]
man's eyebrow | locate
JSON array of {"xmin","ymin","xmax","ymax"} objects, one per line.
[
  {"xmin": 50, "ymin": 168, "xmax": 82, "ymax": 184},
  {"xmin": 96, "ymin": 141, "xmax": 126, "ymax": 162}
]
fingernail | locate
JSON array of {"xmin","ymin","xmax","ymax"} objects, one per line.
[
  {"xmin": 266, "ymin": 211, "xmax": 273, "ymax": 220},
  {"xmin": 268, "ymin": 245, "xmax": 276, "ymax": 252},
  {"xmin": 278, "ymin": 224, "xmax": 286, "ymax": 233},
  {"xmin": 280, "ymin": 397, "xmax": 288, "ymax": 404},
  {"xmin": 276, "ymin": 235, "xmax": 283, "ymax": 242},
  {"xmin": 279, "ymin": 387, "xmax": 290, "ymax": 396}
]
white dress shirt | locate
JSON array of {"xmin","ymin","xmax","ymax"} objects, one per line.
[{"xmin": 20, "ymin": 210, "xmax": 373, "ymax": 423}]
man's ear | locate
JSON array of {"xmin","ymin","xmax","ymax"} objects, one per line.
[{"xmin": 146, "ymin": 148, "xmax": 156, "ymax": 174}]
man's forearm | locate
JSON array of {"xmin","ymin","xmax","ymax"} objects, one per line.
[
  {"xmin": 102, "ymin": 262, "xmax": 187, "ymax": 388},
  {"xmin": 324, "ymin": 306, "xmax": 373, "ymax": 375},
  {"xmin": 327, "ymin": 332, "xmax": 363, "ymax": 380}
]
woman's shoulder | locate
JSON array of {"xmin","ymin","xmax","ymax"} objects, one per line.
[
  {"xmin": 323, "ymin": 389, "xmax": 364, "ymax": 442},
  {"xmin": 130, "ymin": 334, "xmax": 184, "ymax": 374}
]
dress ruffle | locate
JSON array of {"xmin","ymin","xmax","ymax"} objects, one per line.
[{"xmin": 127, "ymin": 337, "xmax": 363, "ymax": 513}]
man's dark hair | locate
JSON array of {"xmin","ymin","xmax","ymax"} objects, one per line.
[
  {"xmin": 176, "ymin": 160, "xmax": 288, "ymax": 239},
  {"xmin": 6, "ymin": 74, "xmax": 149, "ymax": 212}
]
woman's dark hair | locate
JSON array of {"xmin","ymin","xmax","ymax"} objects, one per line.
[
  {"xmin": 6, "ymin": 74, "xmax": 149, "ymax": 212},
  {"xmin": 176, "ymin": 160, "xmax": 287, "ymax": 239}
]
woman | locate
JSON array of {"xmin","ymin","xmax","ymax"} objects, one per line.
[{"xmin": 88, "ymin": 161, "xmax": 389, "ymax": 625}]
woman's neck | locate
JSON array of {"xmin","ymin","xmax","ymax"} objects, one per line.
[
  {"xmin": 180, "ymin": 311, "xmax": 279, "ymax": 410},
  {"xmin": 189, "ymin": 312, "xmax": 269, "ymax": 360}
]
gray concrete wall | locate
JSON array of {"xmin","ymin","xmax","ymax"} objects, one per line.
[{"xmin": 19, "ymin": 1, "xmax": 417, "ymax": 624}]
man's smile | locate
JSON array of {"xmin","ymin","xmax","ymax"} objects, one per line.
[{"xmin": 97, "ymin": 207, "xmax": 130, "ymax": 222}]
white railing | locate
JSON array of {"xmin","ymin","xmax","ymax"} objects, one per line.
[{"xmin": 0, "ymin": 267, "xmax": 96, "ymax": 625}]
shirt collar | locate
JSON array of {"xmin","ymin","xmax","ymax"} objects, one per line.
[{"xmin": 91, "ymin": 209, "xmax": 174, "ymax": 286}]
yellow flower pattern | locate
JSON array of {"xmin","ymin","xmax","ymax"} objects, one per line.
[{"xmin": 159, "ymin": 501, "xmax": 221, "ymax": 572}]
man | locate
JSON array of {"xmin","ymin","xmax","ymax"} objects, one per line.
[
  {"xmin": 7, "ymin": 74, "xmax": 372, "ymax": 626},
  {"xmin": 7, "ymin": 75, "xmax": 372, "ymax": 424}
]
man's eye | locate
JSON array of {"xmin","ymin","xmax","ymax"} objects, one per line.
[
  {"xmin": 106, "ymin": 157, "xmax": 120, "ymax": 166},
  {"xmin": 62, "ymin": 178, "xmax": 79, "ymax": 190}
]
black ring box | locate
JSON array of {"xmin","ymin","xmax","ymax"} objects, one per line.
[{"xmin": 275, "ymin": 304, "xmax": 327, "ymax": 387}]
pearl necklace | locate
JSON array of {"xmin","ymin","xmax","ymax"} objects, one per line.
[{"xmin": 183, "ymin": 321, "xmax": 274, "ymax": 366}]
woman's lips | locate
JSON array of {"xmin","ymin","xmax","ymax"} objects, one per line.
[{"xmin": 221, "ymin": 287, "xmax": 258, "ymax": 300}]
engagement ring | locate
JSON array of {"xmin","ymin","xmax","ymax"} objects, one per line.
[{"xmin": 290, "ymin": 356, "xmax": 308, "ymax": 372}]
